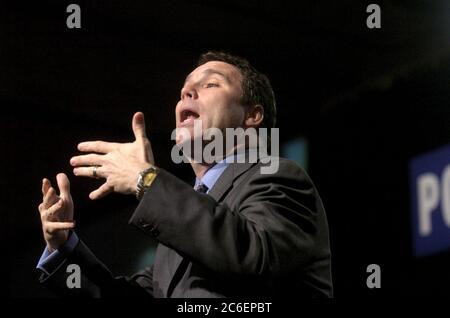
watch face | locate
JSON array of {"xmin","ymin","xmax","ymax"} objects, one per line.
[{"xmin": 143, "ymin": 170, "xmax": 156, "ymax": 186}]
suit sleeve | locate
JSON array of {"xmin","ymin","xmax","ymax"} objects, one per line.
[
  {"xmin": 129, "ymin": 160, "xmax": 329, "ymax": 278},
  {"xmin": 39, "ymin": 239, "xmax": 154, "ymax": 298}
]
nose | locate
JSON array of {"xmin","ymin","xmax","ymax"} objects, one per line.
[{"xmin": 181, "ymin": 85, "xmax": 198, "ymax": 100}]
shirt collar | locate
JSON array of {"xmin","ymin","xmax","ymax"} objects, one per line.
[{"xmin": 195, "ymin": 148, "xmax": 259, "ymax": 193}]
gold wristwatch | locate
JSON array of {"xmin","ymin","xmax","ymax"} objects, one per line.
[{"xmin": 136, "ymin": 165, "xmax": 159, "ymax": 200}]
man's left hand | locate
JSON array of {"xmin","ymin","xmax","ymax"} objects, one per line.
[{"xmin": 70, "ymin": 112, "xmax": 154, "ymax": 200}]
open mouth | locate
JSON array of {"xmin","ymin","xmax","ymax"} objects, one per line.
[{"xmin": 180, "ymin": 110, "xmax": 200, "ymax": 126}]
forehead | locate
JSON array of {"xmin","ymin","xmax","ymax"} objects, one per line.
[{"xmin": 186, "ymin": 61, "xmax": 242, "ymax": 83}]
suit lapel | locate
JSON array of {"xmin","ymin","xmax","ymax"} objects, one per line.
[{"xmin": 208, "ymin": 161, "xmax": 256, "ymax": 202}]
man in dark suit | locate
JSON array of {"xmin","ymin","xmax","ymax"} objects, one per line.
[{"xmin": 37, "ymin": 51, "xmax": 333, "ymax": 297}]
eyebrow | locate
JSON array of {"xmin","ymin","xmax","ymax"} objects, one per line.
[{"xmin": 184, "ymin": 69, "xmax": 231, "ymax": 85}]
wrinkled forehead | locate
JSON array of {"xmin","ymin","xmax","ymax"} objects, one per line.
[{"xmin": 185, "ymin": 61, "xmax": 243, "ymax": 85}]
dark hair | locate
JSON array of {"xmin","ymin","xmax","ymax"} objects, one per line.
[{"xmin": 197, "ymin": 51, "xmax": 277, "ymax": 129}]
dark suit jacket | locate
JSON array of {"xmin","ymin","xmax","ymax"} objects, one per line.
[{"xmin": 40, "ymin": 157, "xmax": 333, "ymax": 297}]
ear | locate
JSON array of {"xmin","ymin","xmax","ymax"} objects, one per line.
[{"xmin": 244, "ymin": 105, "xmax": 264, "ymax": 128}]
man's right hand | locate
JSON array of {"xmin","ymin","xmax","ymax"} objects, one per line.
[{"xmin": 38, "ymin": 173, "xmax": 75, "ymax": 252}]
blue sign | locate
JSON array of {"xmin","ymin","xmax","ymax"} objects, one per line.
[{"xmin": 410, "ymin": 144, "xmax": 450, "ymax": 257}]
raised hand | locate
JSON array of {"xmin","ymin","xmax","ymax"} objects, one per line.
[
  {"xmin": 38, "ymin": 173, "xmax": 75, "ymax": 252},
  {"xmin": 70, "ymin": 112, "xmax": 155, "ymax": 200}
]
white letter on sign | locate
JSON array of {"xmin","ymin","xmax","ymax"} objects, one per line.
[{"xmin": 417, "ymin": 173, "xmax": 439, "ymax": 236}]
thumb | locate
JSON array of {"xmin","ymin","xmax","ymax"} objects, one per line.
[
  {"xmin": 56, "ymin": 173, "xmax": 71, "ymax": 198},
  {"xmin": 132, "ymin": 112, "xmax": 148, "ymax": 141}
]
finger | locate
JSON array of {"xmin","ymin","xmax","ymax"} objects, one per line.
[
  {"xmin": 56, "ymin": 173, "xmax": 71, "ymax": 198},
  {"xmin": 89, "ymin": 183, "xmax": 113, "ymax": 200},
  {"xmin": 70, "ymin": 153, "xmax": 105, "ymax": 167},
  {"xmin": 73, "ymin": 166, "xmax": 104, "ymax": 179},
  {"xmin": 42, "ymin": 178, "xmax": 51, "ymax": 196},
  {"xmin": 45, "ymin": 221, "xmax": 76, "ymax": 233},
  {"xmin": 132, "ymin": 112, "xmax": 148, "ymax": 141},
  {"xmin": 43, "ymin": 187, "xmax": 60, "ymax": 209},
  {"xmin": 78, "ymin": 141, "xmax": 118, "ymax": 154},
  {"xmin": 41, "ymin": 198, "xmax": 63, "ymax": 219}
]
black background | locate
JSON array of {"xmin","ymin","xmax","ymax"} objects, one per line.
[{"xmin": 1, "ymin": 0, "xmax": 450, "ymax": 298}]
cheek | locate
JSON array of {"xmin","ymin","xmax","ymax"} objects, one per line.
[
  {"xmin": 226, "ymin": 104, "xmax": 246, "ymax": 126},
  {"xmin": 203, "ymin": 95, "xmax": 245, "ymax": 127}
]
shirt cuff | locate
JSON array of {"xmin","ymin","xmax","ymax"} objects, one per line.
[{"xmin": 36, "ymin": 231, "xmax": 79, "ymax": 276}]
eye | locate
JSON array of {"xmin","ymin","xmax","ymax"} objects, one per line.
[{"xmin": 205, "ymin": 83, "xmax": 219, "ymax": 88}]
